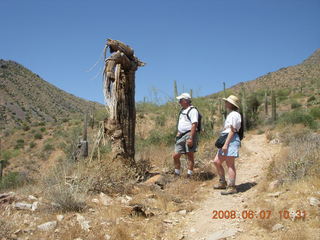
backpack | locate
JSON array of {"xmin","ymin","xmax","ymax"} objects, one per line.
[
  {"xmin": 238, "ymin": 113, "xmax": 244, "ymax": 140},
  {"xmin": 178, "ymin": 106, "xmax": 202, "ymax": 132}
]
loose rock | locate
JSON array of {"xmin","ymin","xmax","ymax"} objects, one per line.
[
  {"xmin": 272, "ymin": 223, "xmax": 284, "ymax": 232},
  {"xmin": 309, "ymin": 197, "xmax": 320, "ymax": 207},
  {"xmin": 76, "ymin": 214, "xmax": 91, "ymax": 231},
  {"xmin": 37, "ymin": 221, "xmax": 57, "ymax": 231}
]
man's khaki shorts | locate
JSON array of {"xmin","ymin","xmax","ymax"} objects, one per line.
[{"xmin": 174, "ymin": 133, "xmax": 198, "ymax": 154}]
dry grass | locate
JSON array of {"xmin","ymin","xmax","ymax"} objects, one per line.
[
  {"xmin": 246, "ymin": 130, "xmax": 320, "ymax": 240},
  {"xmin": 0, "ymin": 219, "xmax": 12, "ymax": 239}
]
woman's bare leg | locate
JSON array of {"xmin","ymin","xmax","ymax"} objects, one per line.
[{"xmin": 225, "ymin": 156, "xmax": 236, "ymax": 186}]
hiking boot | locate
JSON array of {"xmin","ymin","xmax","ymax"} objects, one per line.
[
  {"xmin": 221, "ymin": 186, "xmax": 237, "ymax": 195},
  {"xmin": 213, "ymin": 180, "xmax": 227, "ymax": 189}
]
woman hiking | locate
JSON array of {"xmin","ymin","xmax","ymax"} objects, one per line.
[{"xmin": 212, "ymin": 95, "xmax": 242, "ymax": 195}]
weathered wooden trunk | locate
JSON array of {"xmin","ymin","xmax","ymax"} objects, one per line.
[{"xmin": 103, "ymin": 39, "xmax": 144, "ymax": 166}]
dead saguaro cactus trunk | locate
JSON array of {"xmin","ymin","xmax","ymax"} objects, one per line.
[{"xmin": 103, "ymin": 39, "xmax": 145, "ymax": 166}]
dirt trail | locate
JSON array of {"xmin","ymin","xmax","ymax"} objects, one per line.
[{"xmin": 180, "ymin": 134, "xmax": 281, "ymax": 240}]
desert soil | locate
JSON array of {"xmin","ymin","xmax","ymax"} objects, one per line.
[{"xmin": 179, "ymin": 134, "xmax": 281, "ymax": 240}]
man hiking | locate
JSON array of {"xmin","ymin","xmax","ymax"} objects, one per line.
[{"xmin": 173, "ymin": 93, "xmax": 199, "ymax": 178}]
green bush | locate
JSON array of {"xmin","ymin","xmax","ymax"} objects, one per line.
[
  {"xmin": 307, "ymin": 95, "xmax": 316, "ymax": 102},
  {"xmin": 310, "ymin": 108, "xmax": 320, "ymax": 119},
  {"xmin": 22, "ymin": 124, "xmax": 30, "ymax": 131},
  {"xmin": 291, "ymin": 101, "xmax": 302, "ymax": 109},
  {"xmin": 0, "ymin": 172, "xmax": 28, "ymax": 190},
  {"xmin": 279, "ymin": 111, "xmax": 317, "ymax": 129},
  {"xmin": 29, "ymin": 142, "xmax": 36, "ymax": 148},
  {"xmin": 155, "ymin": 114, "xmax": 166, "ymax": 126},
  {"xmin": 14, "ymin": 139, "xmax": 25, "ymax": 149},
  {"xmin": 43, "ymin": 143, "xmax": 54, "ymax": 152},
  {"xmin": 34, "ymin": 133, "xmax": 43, "ymax": 139},
  {"xmin": 40, "ymin": 127, "xmax": 46, "ymax": 132}
]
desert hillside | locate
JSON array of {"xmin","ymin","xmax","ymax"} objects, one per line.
[{"xmin": 0, "ymin": 60, "xmax": 103, "ymax": 128}]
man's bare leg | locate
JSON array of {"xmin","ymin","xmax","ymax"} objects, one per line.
[
  {"xmin": 173, "ymin": 152, "xmax": 182, "ymax": 175},
  {"xmin": 186, "ymin": 152, "xmax": 194, "ymax": 174}
]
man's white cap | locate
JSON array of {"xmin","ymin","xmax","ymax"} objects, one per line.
[{"xmin": 176, "ymin": 93, "xmax": 191, "ymax": 100}]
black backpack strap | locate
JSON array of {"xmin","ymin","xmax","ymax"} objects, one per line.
[{"xmin": 186, "ymin": 107, "xmax": 197, "ymax": 122}]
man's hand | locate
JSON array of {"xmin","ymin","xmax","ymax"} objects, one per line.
[
  {"xmin": 187, "ymin": 138, "xmax": 193, "ymax": 148},
  {"xmin": 222, "ymin": 144, "xmax": 228, "ymax": 154}
]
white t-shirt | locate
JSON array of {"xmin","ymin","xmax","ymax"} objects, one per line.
[
  {"xmin": 221, "ymin": 111, "xmax": 241, "ymax": 134},
  {"xmin": 178, "ymin": 106, "xmax": 199, "ymax": 133}
]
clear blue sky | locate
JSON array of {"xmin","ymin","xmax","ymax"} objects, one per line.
[{"xmin": 1, "ymin": 0, "xmax": 319, "ymax": 104}]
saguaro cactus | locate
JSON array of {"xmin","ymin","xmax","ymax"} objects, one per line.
[
  {"xmin": 241, "ymin": 86, "xmax": 247, "ymax": 132},
  {"xmin": 271, "ymin": 90, "xmax": 277, "ymax": 122},
  {"xmin": 264, "ymin": 91, "xmax": 268, "ymax": 116},
  {"xmin": 174, "ymin": 80, "xmax": 178, "ymax": 98},
  {"xmin": 80, "ymin": 112, "xmax": 88, "ymax": 158},
  {"xmin": 103, "ymin": 39, "xmax": 144, "ymax": 166}
]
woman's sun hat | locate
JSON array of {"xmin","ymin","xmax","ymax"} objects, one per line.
[{"xmin": 223, "ymin": 95, "xmax": 240, "ymax": 109}]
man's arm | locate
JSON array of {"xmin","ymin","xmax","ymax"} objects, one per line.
[{"xmin": 187, "ymin": 122, "xmax": 198, "ymax": 147}]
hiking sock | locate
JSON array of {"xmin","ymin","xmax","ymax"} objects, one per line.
[
  {"xmin": 187, "ymin": 169, "xmax": 193, "ymax": 175},
  {"xmin": 174, "ymin": 169, "xmax": 180, "ymax": 175},
  {"xmin": 228, "ymin": 178, "xmax": 236, "ymax": 186},
  {"xmin": 220, "ymin": 176, "xmax": 226, "ymax": 183}
]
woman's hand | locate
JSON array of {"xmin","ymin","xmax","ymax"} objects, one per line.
[{"xmin": 222, "ymin": 144, "xmax": 228, "ymax": 154}]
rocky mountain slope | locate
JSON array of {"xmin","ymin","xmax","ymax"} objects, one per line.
[{"xmin": 0, "ymin": 60, "xmax": 102, "ymax": 128}]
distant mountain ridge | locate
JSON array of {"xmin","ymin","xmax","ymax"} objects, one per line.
[
  {"xmin": 0, "ymin": 60, "xmax": 102, "ymax": 128},
  {"xmin": 229, "ymin": 49, "xmax": 320, "ymax": 93}
]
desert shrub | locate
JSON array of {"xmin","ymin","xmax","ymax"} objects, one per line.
[
  {"xmin": 44, "ymin": 164, "xmax": 86, "ymax": 212},
  {"xmin": 14, "ymin": 139, "xmax": 25, "ymax": 149},
  {"xmin": 277, "ymin": 133, "xmax": 320, "ymax": 182},
  {"xmin": 38, "ymin": 121, "xmax": 46, "ymax": 126},
  {"xmin": 307, "ymin": 95, "xmax": 316, "ymax": 102},
  {"xmin": 278, "ymin": 110, "xmax": 317, "ymax": 129},
  {"xmin": 0, "ymin": 172, "xmax": 29, "ymax": 190},
  {"xmin": 291, "ymin": 101, "xmax": 302, "ymax": 109},
  {"xmin": 43, "ymin": 143, "xmax": 54, "ymax": 152},
  {"xmin": 22, "ymin": 124, "xmax": 30, "ymax": 131},
  {"xmin": 2, "ymin": 149, "xmax": 19, "ymax": 162},
  {"xmin": 34, "ymin": 133, "xmax": 43, "ymax": 139},
  {"xmin": 47, "ymin": 185, "xmax": 86, "ymax": 212},
  {"xmin": 40, "ymin": 127, "xmax": 46, "ymax": 132},
  {"xmin": 155, "ymin": 114, "xmax": 166, "ymax": 126},
  {"xmin": 29, "ymin": 142, "xmax": 36, "ymax": 148},
  {"xmin": 145, "ymin": 128, "xmax": 176, "ymax": 146},
  {"xmin": 309, "ymin": 107, "xmax": 320, "ymax": 119}
]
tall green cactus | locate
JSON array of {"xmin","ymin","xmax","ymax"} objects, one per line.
[
  {"xmin": 264, "ymin": 91, "xmax": 268, "ymax": 116},
  {"xmin": 241, "ymin": 86, "xmax": 247, "ymax": 132},
  {"xmin": 271, "ymin": 90, "xmax": 277, "ymax": 122},
  {"xmin": 174, "ymin": 80, "xmax": 178, "ymax": 98}
]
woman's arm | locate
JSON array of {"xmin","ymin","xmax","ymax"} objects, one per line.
[{"xmin": 222, "ymin": 125, "xmax": 235, "ymax": 154}]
